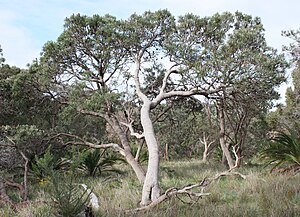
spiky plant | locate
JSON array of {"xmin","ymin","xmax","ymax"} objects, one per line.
[
  {"xmin": 49, "ymin": 173, "xmax": 90, "ymax": 217},
  {"xmin": 260, "ymin": 129, "xmax": 300, "ymax": 170},
  {"xmin": 80, "ymin": 149, "xmax": 123, "ymax": 177}
]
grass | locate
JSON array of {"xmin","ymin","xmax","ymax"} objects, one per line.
[{"xmin": 1, "ymin": 160, "xmax": 300, "ymax": 217}]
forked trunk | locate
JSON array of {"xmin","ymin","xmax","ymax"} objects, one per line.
[
  {"xmin": 140, "ymin": 102, "xmax": 161, "ymax": 205},
  {"xmin": 110, "ymin": 116, "xmax": 146, "ymax": 183}
]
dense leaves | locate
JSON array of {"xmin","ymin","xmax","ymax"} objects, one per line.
[{"xmin": 260, "ymin": 129, "xmax": 300, "ymax": 170}]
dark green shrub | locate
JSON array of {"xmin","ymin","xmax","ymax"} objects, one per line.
[
  {"xmin": 260, "ymin": 129, "xmax": 300, "ymax": 170},
  {"xmin": 79, "ymin": 149, "xmax": 124, "ymax": 177}
]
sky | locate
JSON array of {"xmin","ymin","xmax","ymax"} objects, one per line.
[{"xmin": 0, "ymin": 0, "xmax": 299, "ymax": 101}]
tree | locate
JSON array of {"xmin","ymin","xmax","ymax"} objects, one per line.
[
  {"xmin": 37, "ymin": 14, "xmax": 146, "ymax": 183},
  {"xmin": 271, "ymin": 29, "xmax": 300, "ymax": 133},
  {"xmin": 183, "ymin": 12, "xmax": 287, "ymax": 169},
  {"xmin": 37, "ymin": 11, "xmax": 287, "ymax": 206}
]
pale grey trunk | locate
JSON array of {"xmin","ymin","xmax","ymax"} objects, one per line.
[
  {"xmin": 217, "ymin": 101, "xmax": 235, "ymax": 169},
  {"xmin": 109, "ymin": 116, "xmax": 146, "ymax": 183},
  {"xmin": 202, "ymin": 148, "xmax": 208, "ymax": 163},
  {"xmin": 140, "ymin": 102, "xmax": 161, "ymax": 205}
]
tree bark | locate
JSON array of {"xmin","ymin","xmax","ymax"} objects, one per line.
[
  {"xmin": 109, "ymin": 116, "xmax": 146, "ymax": 183},
  {"xmin": 78, "ymin": 110, "xmax": 146, "ymax": 183},
  {"xmin": 140, "ymin": 102, "xmax": 161, "ymax": 205},
  {"xmin": 217, "ymin": 101, "xmax": 235, "ymax": 169}
]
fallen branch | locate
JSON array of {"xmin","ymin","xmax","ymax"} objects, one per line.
[
  {"xmin": 125, "ymin": 179, "xmax": 210, "ymax": 214},
  {"xmin": 125, "ymin": 169, "xmax": 246, "ymax": 214}
]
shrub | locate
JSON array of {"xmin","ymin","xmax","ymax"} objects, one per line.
[
  {"xmin": 79, "ymin": 149, "xmax": 124, "ymax": 177},
  {"xmin": 260, "ymin": 129, "xmax": 300, "ymax": 170},
  {"xmin": 49, "ymin": 173, "xmax": 90, "ymax": 217}
]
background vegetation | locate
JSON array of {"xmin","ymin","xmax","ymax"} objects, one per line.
[{"xmin": 0, "ymin": 10, "xmax": 300, "ymax": 216}]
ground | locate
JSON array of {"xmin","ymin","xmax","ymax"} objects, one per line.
[{"xmin": 1, "ymin": 160, "xmax": 300, "ymax": 217}]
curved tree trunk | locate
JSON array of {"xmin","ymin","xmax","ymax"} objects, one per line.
[
  {"xmin": 109, "ymin": 116, "xmax": 146, "ymax": 183},
  {"xmin": 140, "ymin": 102, "xmax": 161, "ymax": 205}
]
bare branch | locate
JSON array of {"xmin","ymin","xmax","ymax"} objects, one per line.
[
  {"xmin": 199, "ymin": 133, "xmax": 216, "ymax": 162},
  {"xmin": 120, "ymin": 121, "xmax": 144, "ymax": 139},
  {"xmin": 211, "ymin": 170, "xmax": 247, "ymax": 180},
  {"xmin": 135, "ymin": 139, "xmax": 145, "ymax": 162},
  {"xmin": 152, "ymin": 102, "xmax": 174, "ymax": 123},
  {"xmin": 55, "ymin": 133, "xmax": 126, "ymax": 157},
  {"xmin": 125, "ymin": 179, "xmax": 210, "ymax": 214},
  {"xmin": 134, "ymin": 58, "xmax": 149, "ymax": 103},
  {"xmin": 159, "ymin": 65, "xmax": 179, "ymax": 95},
  {"xmin": 18, "ymin": 150, "xmax": 29, "ymax": 201}
]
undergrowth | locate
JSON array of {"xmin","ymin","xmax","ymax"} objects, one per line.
[{"xmin": 1, "ymin": 160, "xmax": 300, "ymax": 217}]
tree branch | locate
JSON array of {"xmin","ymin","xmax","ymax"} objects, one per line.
[
  {"xmin": 4, "ymin": 136, "xmax": 29, "ymax": 201},
  {"xmin": 77, "ymin": 109, "xmax": 106, "ymax": 119},
  {"xmin": 120, "ymin": 121, "xmax": 144, "ymax": 139},
  {"xmin": 125, "ymin": 179, "xmax": 210, "ymax": 214},
  {"xmin": 134, "ymin": 58, "xmax": 149, "ymax": 103},
  {"xmin": 159, "ymin": 65, "xmax": 179, "ymax": 95},
  {"xmin": 56, "ymin": 133, "xmax": 126, "ymax": 157}
]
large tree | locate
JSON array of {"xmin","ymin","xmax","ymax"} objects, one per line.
[
  {"xmin": 38, "ymin": 11, "xmax": 287, "ymax": 206},
  {"xmin": 175, "ymin": 12, "xmax": 287, "ymax": 169}
]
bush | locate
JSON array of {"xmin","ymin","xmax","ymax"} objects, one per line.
[
  {"xmin": 49, "ymin": 173, "xmax": 90, "ymax": 217},
  {"xmin": 79, "ymin": 149, "xmax": 124, "ymax": 177},
  {"xmin": 260, "ymin": 129, "xmax": 300, "ymax": 170}
]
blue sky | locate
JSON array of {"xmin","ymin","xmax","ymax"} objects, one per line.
[{"xmin": 0, "ymin": 0, "xmax": 299, "ymax": 101}]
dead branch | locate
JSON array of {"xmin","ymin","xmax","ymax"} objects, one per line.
[
  {"xmin": 211, "ymin": 171, "xmax": 247, "ymax": 180},
  {"xmin": 125, "ymin": 169, "xmax": 246, "ymax": 214},
  {"xmin": 125, "ymin": 179, "xmax": 210, "ymax": 214},
  {"xmin": 18, "ymin": 150, "xmax": 29, "ymax": 201},
  {"xmin": 199, "ymin": 133, "xmax": 216, "ymax": 162},
  {"xmin": 135, "ymin": 139, "xmax": 145, "ymax": 162}
]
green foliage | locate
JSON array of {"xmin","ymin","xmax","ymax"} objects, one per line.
[
  {"xmin": 32, "ymin": 146, "xmax": 57, "ymax": 185},
  {"xmin": 79, "ymin": 149, "xmax": 124, "ymax": 177},
  {"xmin": 130, "ymin": 144, "xmax": 148, "ymax": 163},
  {"xmin": 0, "ymin": 125, "xmax": 46, "ymax": 162},
  {"xmin": 260, "ymin": 129, "xmax": 300, "ymax": 170},
  {"xmin": 0, "ymin": 62, "xmax": 59, "ymax": 128},
  {"xmin": 49, "ymin": 173, "xmax": 90, "ymax": 217},
  {"xmin": 0, "ymin": 45, "xmax": 5, "ymax": 64}
]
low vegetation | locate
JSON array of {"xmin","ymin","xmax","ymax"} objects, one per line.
[{"xmin": 1, "ymin": 160, "xmax": 300, "ymax": 217}]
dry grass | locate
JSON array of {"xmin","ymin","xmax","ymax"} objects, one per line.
[{"xmin": 1, "ymin": 160, "xmax": 300, "ymax": 217}]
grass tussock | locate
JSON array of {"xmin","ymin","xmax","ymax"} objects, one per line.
[{"xmin": 1, "ymin": 160, "xmax": 300, "ymax": 217}]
